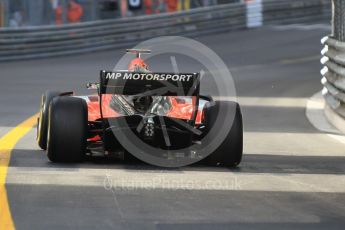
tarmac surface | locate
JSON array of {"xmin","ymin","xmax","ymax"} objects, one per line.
[{"xmin": 1, "ymin": 25, "xmax": 345, "ymax": 230}]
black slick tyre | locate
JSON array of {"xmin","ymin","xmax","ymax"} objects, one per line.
[
  {"xmin": 47, "ymin": 96, "xmax": 87, "ymax": 162},
  {"xmin": 203, "ymin": 101, "xmax": 243, "ymax": 167}
]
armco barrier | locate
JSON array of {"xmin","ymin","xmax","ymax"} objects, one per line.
[
  {"xmin": 321, "ymin": 36, "xmax": 345, "ymax": 118},
  {"xmin": 263, "ymin": 0, "xmax": 330, "ymax": 25},
  {"xmin": 0, "ymin": 0, "xmax": 330, "ymax": 62}
]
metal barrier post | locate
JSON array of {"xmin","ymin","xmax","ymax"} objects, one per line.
[{"xmin": 246, "ymin": 0, "xmax": 262, "ymax": 28}]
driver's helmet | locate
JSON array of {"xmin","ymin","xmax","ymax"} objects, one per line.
[
  {"xmin": 128, "ymin": 58, "xmax": 149, "ymax": 72},
  {"xmin": 125, "ymin": 57, "xmax": 152, "ymax": 112}
]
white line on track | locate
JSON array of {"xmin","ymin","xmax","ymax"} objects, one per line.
[
  {"xmin": 238, "ymin": 97, "xmax": 307, "ymax": 108},
  {"xmin": 270, "ymin": 24, "xmax": 331, "ymax": 31},
  {"xmin": 244, "ymin": 132, "xmax": 345, "ymax": 157},
  {"xmin": 214, "ymin": 96, "xmax": 307, "ymax": 108},
  {"xmin": 6, "ymin": 166, "xmax": 345, "ymax": 193},
  {"xmin": 279, "ymin": 55, "xmax": 320, "ymax": 65}
]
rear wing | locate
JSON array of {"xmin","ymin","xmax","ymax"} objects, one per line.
[
  {"xmin": 99, "ymin": 70, "xmax": 200, "ymax": 126},
  {"xmin": 100, "ymin": 71, "xmax": 200, "ymax": 96}
]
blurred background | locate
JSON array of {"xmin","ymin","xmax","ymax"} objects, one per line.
[
  {"xmin": 0, "ymin": 0, "xmax": 239, "ymax": 27},
  {"xmin": 0, "ymin": 0, "xmax": 331, "ymax": 61}
]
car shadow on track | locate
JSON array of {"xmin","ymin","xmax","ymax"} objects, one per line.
[{"xmin": 8, "ymin": 149, "xmax": 345, "ymax": 175}]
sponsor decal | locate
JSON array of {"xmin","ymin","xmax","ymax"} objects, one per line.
[{"xmin": 105, "ymin": 72, "xmax": 194, "ymax": 82}]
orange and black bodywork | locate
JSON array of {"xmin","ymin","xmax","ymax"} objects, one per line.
[{"xmin": 85, "ymin": 70, "xmax": 205, "ymax": 153}]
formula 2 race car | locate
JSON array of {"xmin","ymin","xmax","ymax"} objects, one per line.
[{"xmin": 36, "ymin": 49, "xmax": 243, "ymax": 167}]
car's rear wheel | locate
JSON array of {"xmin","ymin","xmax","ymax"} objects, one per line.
[
  {"xmin": 37, "ymin": 91, "xmax": 61, "ymax": 150},
  {"xmin": 203, "ymin": 101, "xmax": 243, "ymax": 167},
  {"xmin": 47, "ymin": 96, "xmax": 87, "ymax": 162}
]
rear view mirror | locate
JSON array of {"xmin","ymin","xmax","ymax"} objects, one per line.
[{"xmin": 86, "ymin": 82, "xmax": 99, "ymax": 90}]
